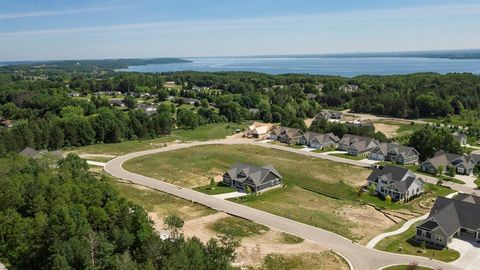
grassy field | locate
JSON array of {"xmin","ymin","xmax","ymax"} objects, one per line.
[
  {"xmin": 193, "ymin": 182, "xmax": 236, "ymax": 195},
  {"xmin": 124, "ymin": 144, "xmax": 370, "ymax": 197},
  {"xmin": 112, "ymin": 181, "xmax": 215, "ymax": 221},
  {"xmin": 311, "ymin": 146, "xmax": 337, "ymax": 153},
  {"xmin": 71, "ymin": 123, "xmax": 247, "ymax": 155},
  {"xmin": 329, "ymin": 153, "xmax": 365, "ymax": 160},
  {"xmin": 123, "ymin": 144, "xmax": 452, "ymax": 242},
  {"xmin": 279, "ymin": 233, "xmax": 304, "ymax": 244},
  {"xmin": 259, "ymin": 252, "xmax": 349, "ymax": 270},
  {"xmin": 375, "ymin": 221, "xmax": 460, "ymax": 262},
  {"xmin": 382, "ymin": 265, "xmax": 433, "ymax": 270},
  {"xmin": 209, "ymin": 216, "xmax": 269, "ymax": 238}
]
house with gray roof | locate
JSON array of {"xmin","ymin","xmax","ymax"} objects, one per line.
[
  {"xmin": 19, "ymin": 147, "xmax": 46, "ymax": 159},
  {"xmin": 314, "ymin": 110, "xmax": 342, "ymax": 121},
  {"xmin": 416, "ymin": 194, "xmax": 480, "ymax": 248},
  {"xmin": 138, "ymin": 104, "xmax": 158, "ymax": 115},
  {"xmin": 452, "ymin": 132, "xmax": 467, "ymax": 146},
  {"xmin": 269, "ymin": 126, "xmax": 303, "ymax": 144},
  {"xmin": 299, "ymin": 132, "xmax": 340, "ymax": 149},
  {"xmin": 222, "ymin": 163, "xmax": 282, "ymax": 193},
  {"xmin": 338, "ymin": 134, "xmax": 379, "ymax": 156},
  {"xmin": 367, "ymin": 166, "xmax": 424, "ymax": 201},
  {"xmin": 369, "ymin": 143, "xmax": 420, "ymax": 165},
  {"xmin": 420, "ymin": 151, "xmax": 476, "ymax": 175}
]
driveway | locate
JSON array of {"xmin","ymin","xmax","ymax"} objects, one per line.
[
  {"xmin": 104, "ymin": 138, "xmax": 459, "ymax": 270},
  {"xmin": 454, "ymin": 174, "xmax": 478, "ymax": 189},
  {"xmin": 212, "ymin": 191, "xmax": 246, "ymax": 200},
  {"xmin": 449, "ymin": 236, "xmax": 480, "ymax": 270}
]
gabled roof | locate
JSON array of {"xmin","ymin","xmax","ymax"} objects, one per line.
[
  {"xmin": 371, "ymin": 143, "xmax": 419, "ymax": 158},
  {"xmin": 423, "ymin": 151, "xmax": 475, "ymax": 170},
  {"xmin": 367, "ymin": 166, "xmax": 421, "ymax": 193},
  {"xmin": 424, "ymin": 195, "xmax": 480, "ymax": 236},
  {"xmin": 279, "ymin": 127, "xmax": 303, "ymax": 138},
  {"xmin": 225, "ymin": 163, "xmax": 282, "ymax": 186},
  {"xmin": 19, "ymin": 147, "xmax": 43, "ymax": 159},
  {"xmin": 310, "ymin": 133, "xmax": 341, "ymax": 144}
]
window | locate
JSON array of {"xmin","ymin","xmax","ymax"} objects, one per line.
[
  {"xmin": 416, "ymin": 229, "xmax": 422, "ymax": 236},
  {"xmin": 426, "ymin": 232, "xmax": 431, "ymax": 238},
  {"xmin": 435, "ymin": 235, "xmax": 443, "ymax": 243}
]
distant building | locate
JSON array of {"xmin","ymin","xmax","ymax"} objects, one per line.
[
  {"xmin": 299, "ymin": 132, "xmax": 340, "ymax": 149},
  {"xmin": 19, "ymin": 147, "xmax": 46, "ymax": 159},
  {"xmin": 369, "ymin": 143, "xmax": 420, "ymax": 165},
  {"xmin": 314, "ymin": 111, "xmax": 342, "ymax": 121},
  {"xmin": 269, "ymin": 126, "xmax": 304, "ymax": 144},
  {"xmin": 138, "ymin": 104, "xmax": 158, "ymax": 115},
  {"xmin": 337, "ymin": 134, "xmax": 379, "ymax": 156},
  {"xmin": 367, "ymin": 166, "xmax": 424, "ymax": 201},
  {"xmin": 109, "ymin": 99, "xmax": 125, "ymax": 107},
  {"xmin": 223, "ymin": 163, "xmax": 282, "ymax": 193},
  {"xmin": 179, "ymin": 98, "xmax": 201, "ymax": 105},
  {"xmin": 452, "ymin": 132, "xmax": 467, "ymax": 146},
  {"xmin": 0, "ymin": 119, "xmax": 13, "ymax": 128},
  {"xmin": 420, "ymin": 151, "xmax": 476, "ymax": 175}
]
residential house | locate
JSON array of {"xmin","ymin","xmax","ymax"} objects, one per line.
[
  {"xmin": 246, "ymin": 122, "xmax": 273, "ymax": 139},
  {"xmin": 420, "ymin": 151, "xmax": 476, "ymax": 175},
  {"xmin": 299, "ymin": 132, "xmax": 340, "ymax": 149},
  {"xmin": 367, "ymin": 166, "xmax": 424, "ymax": 201},
  {"xmin": 314, "ymin": 110, "xmax": 342, "ymax": 121},
  {"xmin": 369, "ymin": 143, "xmax": 420, "ymax": 165},
  {"xmin": 452, "ymin": 132, "xmax": 468, "ymax": 146},
  {"xmin": 138, "ymin": 104, "xmax": 158, "ymax": 115},
  {"xmin": 222, "ymin": 163, "xmax": 282, "ymax": 193},
  {"xmin": 306, "ymin": 93, "xmax": 318, "ymax": 100},
  {"xmin": 416, "ymin": 194, "xmax": 480, "ymax": 248},
  {"xmin": 339, "ymin": 84, "xmax": 359, "ymax": 93},
  {"xmin": 338, "ymin": 134, "xmax": 379, "ymax": 156},
  {"xmin": 109, "ymin": 99, "xmax": 125, "ymax": 107},
  {"xmin": 180, "ymin": 97, "xmax": 201, "ymax": 105},
  {"xmin": 67, "ymin": 92, "xmax": 81, "ymax": 97},
  {"xmin": 19, "ymin": 147, "xmax": 46, "ymax": 159},
  {"xmin": 276, "ymin": 127, "xmax": 304, "ymax": 144}
]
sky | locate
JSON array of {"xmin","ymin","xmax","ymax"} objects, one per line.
[{"xmin": 0, "ymin": 0, "xmax": 479, "ymax": 61}]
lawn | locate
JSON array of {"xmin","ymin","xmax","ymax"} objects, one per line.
[
  {"xmin": 375, "ymin": 221, "xmax": 460, "ymax": 262},
  {"xmin": 209, "ymin": 216, "xmax": 269, "ymax": 238},
  {"xmin": 329, "ymin": 153, "xmax": 365, "ymax": 160},
  {"xmin": 259, "ymin": 252, "xmax": 349, "ymax": 270},
  {"xmin": 123, "ymin": 144, "xmax": 370, "ymax": 197},
  {"xmin": 71, "ymin": 122, "xmax": 247, "ymax": 155},
  {"xmin": 311, "ymin": 146, "xmax": 337, "ymax": 153},
  {"xmin": 193, "ymin": 182, "xmax": 236, "ymax": 195},
  {"xmin": 112, "ymin": 181, "xmax": 215, "ymax": 221}
]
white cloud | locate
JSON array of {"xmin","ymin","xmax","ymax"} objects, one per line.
[{"xmin": 0, "ymin": 5, "xmax": 125, "ymax": 20}]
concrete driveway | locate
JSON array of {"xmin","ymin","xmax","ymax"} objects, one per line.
[
  {"xmin": 454, "ymin": 174, "xmax": 478, "ymax": 189},
  {"xmin": 449, "ymin": 236, "xmax": 480, "ymax": 270}
]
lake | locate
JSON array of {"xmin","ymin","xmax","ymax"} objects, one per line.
[{"xmin": 118, "ymin": 57, "xmax": 480, "ymax": 77}]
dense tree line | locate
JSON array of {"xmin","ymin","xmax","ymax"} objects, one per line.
[{"xmin": 0, "ymin": 154, "xmax": 239, "ymax": 269}]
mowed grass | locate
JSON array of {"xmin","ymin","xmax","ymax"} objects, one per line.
[
  {"xmin": 259, "ymin": 252, "xmax": 349, "ymax": 270},
  {"xmin": 375, "ymin": 221, "xmax": 460, "ymax": 262},
  {"xmin": 193, "ymin": 182, "xmax": 236, "ymax": 195},
  {"xmin": 209, "ymin": 216, "xmax": 269, "ymax": 238},
  {"xmin": 123, "ymin": 144, "xmax": 370, "ymax": 198},
  {"xmin": 71, "ymin": 123, "xmax": 247, "ymax": 155},
  {"xmin": 112, "ymin": 182, "xmax": 215, "ymax": 221}
]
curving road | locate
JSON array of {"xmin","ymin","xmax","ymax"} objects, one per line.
[{"xmin": 104, "ymin": 138, "xmax": 460, "ymax": 270}]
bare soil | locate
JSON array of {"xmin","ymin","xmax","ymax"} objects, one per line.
[
  {"xmin": 149, "ymin": 212, "xmax": 329, "ymax": 268},
  {"xmin": 373, "ymin": 123, "xmax": 400, "ymax": 138}
]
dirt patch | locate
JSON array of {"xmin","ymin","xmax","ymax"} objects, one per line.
[
  {"xmin": 338, "ymin": 205, "xmax": 396, "ymax": 244},
  {"xmin": 304, "ymin": 118, "xmax": 314, "ymax": 128},
  {"xmin": 373, "ymin": 123, "xmax": 400, "ymax": 138},
  {"xmin": 149, "ymin": 212, "xmax": 327, "ymax": 268}
]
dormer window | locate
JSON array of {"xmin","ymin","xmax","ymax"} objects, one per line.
[{"xmin": 237, "ymin": 171, "xmax": 246, "ymax": 178}]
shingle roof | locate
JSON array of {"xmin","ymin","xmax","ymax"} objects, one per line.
[
  {"xmin": 367, "ymin": 166, "xmax": 421, "ymax": 193},
  {"xmin": 19, "ymin": 147, "xmax": 42, "ymax": 159},
  {"xmin": 371, "ymin": 143, "xmax": 418, "ymax": 158},
  {"xmin": 425, "ymin": 195, "xmax": 480, "ymax": 237},
  {"xmin": 225, "ymin": 163, "xmax": 281, "ymax": 186}
]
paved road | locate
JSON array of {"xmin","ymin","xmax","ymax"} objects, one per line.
[{"xmin": 104, "ymin": 139, "xmax": 459, "ymax": 270}]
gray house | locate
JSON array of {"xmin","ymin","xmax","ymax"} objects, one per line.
[
  {"xmin": 367, "ymin": 166, "xmax": 424, "ymax": 201},
  {"xmin": 452, "ymin": 132, "xmax": 467, "ymax": 146},
  {"xmin": 19, "ymin": 147, "xmax": 46, "ymax": 159},
  {"xmin": 369, "ymin": 143, "xmax": 420, "ymax": 165},
  {"xmin": 299, "ymin": 132, "xmax": 340, "ymax": 149},
  {"xmin": 269, "ymin": 127, "xmax": 303, "ymax": 144},
  {"xmin": 314, "ymin": 110, "xmax": 342, "ymax": 121},
  {"xmin": 338, "ymin": 134, "xmax": 379, "ymax": 156},
  {"xmin": 416, "ymin": 194, "xmax": 480, "ymax": 248},
  {"xmin": 420, "ymin": 151, "xmax": 476, "ymax": 175},
  {"xmin": 222, "ymin": 163, "xmax": 282, "ymax": 193}
]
